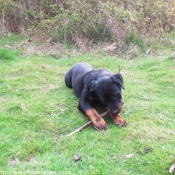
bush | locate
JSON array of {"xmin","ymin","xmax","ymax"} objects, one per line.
[
  {"xmin": 1, "ymin": 0, "xmax": 175, "ymax": 48},
  {"xmin": 125, "ymin": 30, "xmax": 144, "ymax": 48}
]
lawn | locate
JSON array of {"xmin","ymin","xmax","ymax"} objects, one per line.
[{"xmin": 0, "ymin": 36, "xmax": 175, "ymax": 174}]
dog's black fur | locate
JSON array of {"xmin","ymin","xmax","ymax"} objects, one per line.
[{"xmin": 65, "ymin": 62, "xmax": 127, "ymax": 130}]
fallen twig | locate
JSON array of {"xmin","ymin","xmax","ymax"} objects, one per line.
[
  {"xmin": 146, "ymin": 47, "xmax": 151, "ymax": 54},
  {"xmin": 169, "ymin": 163, "xmax": 175, "ymax": 174},
  {"xmin": 66, "ymin": 111, "xmax": 108, "ymax": 136}
]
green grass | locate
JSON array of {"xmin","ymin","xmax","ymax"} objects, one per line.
[
  {"xmin": 0, "ymin": 52, "xmax": 175, "ymax": 175},
  {"xmin": 0, "ymin": 33, "xmax": 25, "ymax": 46},
  {"xmin": 0, "ymin": 48, "xmax": 21, "ymax": 60}
]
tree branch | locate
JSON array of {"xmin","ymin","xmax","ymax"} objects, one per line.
[{"xmin": 2, "ymin": 5, "xmax": 6, "ymax": 32}]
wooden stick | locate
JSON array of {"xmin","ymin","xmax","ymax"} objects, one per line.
[
  {"xmin": 169, "ymin": 163, "xmax": 175, "ymax": 174},
  {"xmin": 66, "ymin": 111, "xmax": 108, "ymax": 137}
]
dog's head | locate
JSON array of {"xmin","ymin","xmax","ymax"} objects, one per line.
[{"xmin": 90, "ymin": 73, "xmax": 124, "ymax": 114}]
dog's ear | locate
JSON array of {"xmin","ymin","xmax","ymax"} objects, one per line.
[
  {"xmin": 90, "ymin": 81, "xmax": 97, "ymax": 94},
  {"xmin": 111, "ymin": 73, "xmax": 125, "ymax": 89}
]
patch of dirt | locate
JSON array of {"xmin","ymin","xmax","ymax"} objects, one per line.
[
  {"xmin": 5, "ymin": 36, "xmax": 143, "ymax": 59},
  {"xmin": 4, "ymin": 36, "xmax": 166, "ymax": 60},
  {"xmin": 8, "ymin": 157, "xmax": 20, "ymax": 166},
  {"xmin": 0, "ymin": 33, "xmax": 144, "ymax": 60},
  {"xmin": 90, "ymin": 42, "xmax": 142, "ymax": 59},
  {"xmin": 25, "ymin": 155, "xmax": 36, "ymax": 164},
  {"xmin": 10, "ymin": 39, "xmax": 81, "ymax": 59}
]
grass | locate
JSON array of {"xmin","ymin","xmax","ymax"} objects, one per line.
[
  {"xmin": 0, "ymin": 33, "xmax": 25, "ymax": 46},
  {"xmin": 0, "ymin": 48, "xmax": 21, "ymax": 60},
  {"xmin": 0, "ymin": 35, "xmax": 175, "ymax": 175}
]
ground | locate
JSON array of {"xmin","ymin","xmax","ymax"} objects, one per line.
[{"xmin": 0, "ymin": 33, "xmax": 175, "ymax": 175}]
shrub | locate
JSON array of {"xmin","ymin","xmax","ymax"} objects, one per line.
[{"xmin": 0, "ymin": 0, "xmax": 175, "ymax": 48}]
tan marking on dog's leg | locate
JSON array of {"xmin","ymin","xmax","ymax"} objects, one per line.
[
  {"xmin": 86, "ymin": 109, "xmax": 108, "ymax": 130},
  {"xmin": 107, "ymin": 109, "xmax": 128, "ymax": 127}
]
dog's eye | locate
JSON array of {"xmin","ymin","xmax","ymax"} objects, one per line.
[
  {"xmin": 111, "ymin": 93, "xmax": 121, "ymax": 100},
  {"xmin": 111, "ymin": 95, "xmax": 116, "ymax": 100},
  {"xmin": 101, "ymin": 99, "xmax": 106, "ymax": 103}
]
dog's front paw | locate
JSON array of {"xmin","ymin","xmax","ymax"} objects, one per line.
[
  {"xmin": 86, "ymin": 109, "xmax": 108, "ymax": 130},
  {"xmin": 115, "ymin": 119, "xmax": 128, "ymax": 127},
  {"xmin": 113, "ymin": 116, "xmax": 128, "ymax": 127},
  {"xmin": 93, "ymin": 118, "xmax": 108, "ymax": 130}
]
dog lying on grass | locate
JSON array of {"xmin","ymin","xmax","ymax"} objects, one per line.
[{"xmin": 65, "ymin": 62, "xmax": 128, "ymax": 130}]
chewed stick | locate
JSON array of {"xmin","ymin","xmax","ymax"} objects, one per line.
[
  {"xmin": 66, "ymin": 111, "xmax": 108, "ymax": 137},
  {"xmin": 169, "ymin": 163, "xmax": 175, "ymax": 174}
]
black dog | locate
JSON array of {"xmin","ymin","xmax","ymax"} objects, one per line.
[{"xmin": 65, "ymin": 62, "xmax": 128, "ymax": 130}]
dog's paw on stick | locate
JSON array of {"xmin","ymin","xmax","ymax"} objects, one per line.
[{"xmin": 66, "ymin": 111, "xmax": 108, "ymax": 136}]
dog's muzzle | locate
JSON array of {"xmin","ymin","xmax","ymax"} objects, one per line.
[{"xmin": 110, "ymin": 101, "xmax": 124, "ymax": 114}]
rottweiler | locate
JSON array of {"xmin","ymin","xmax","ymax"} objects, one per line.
[{"xmin": 65, "ymin": 62, "xmax": 128, "ymax": 130}]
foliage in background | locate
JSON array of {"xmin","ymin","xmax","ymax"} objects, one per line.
[{"xmin": 0, "ymin": 0, "xmax": 175, "ymax": 48}]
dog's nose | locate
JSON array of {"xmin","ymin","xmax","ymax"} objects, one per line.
[{"xmin": 112, "ymin": 108, "xmax": 119, "ymax": 114}]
